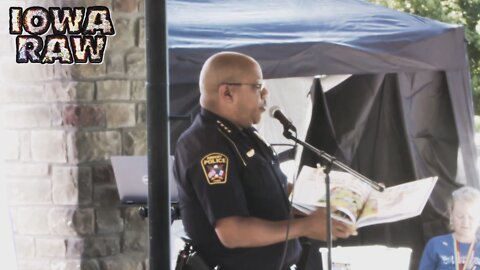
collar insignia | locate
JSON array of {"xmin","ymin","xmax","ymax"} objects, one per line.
[{"xmin": 216, "ymin": 120, "xmax": 232, "ymax": 133}]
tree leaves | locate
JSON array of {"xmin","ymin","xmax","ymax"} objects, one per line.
[{"xmin": 370, "ymin": 0, "xmax": 480, "ymax": 114}]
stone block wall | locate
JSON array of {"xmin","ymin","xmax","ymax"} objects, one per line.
[{"xmin": 0, "ymin": 0, "xmax": 150, "ymax": 269}]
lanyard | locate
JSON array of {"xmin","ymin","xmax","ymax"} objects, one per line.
[{"xmin": 453, "ymin": 235, "xmax": 476, "ymax": 270}]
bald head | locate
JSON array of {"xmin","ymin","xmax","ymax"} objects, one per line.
[{"xmin": 199, "ymin": 52, "xmax": 261, "ymax": 110}]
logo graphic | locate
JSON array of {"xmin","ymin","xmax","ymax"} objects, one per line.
[
  {"xmin": 201, "ymin": 153, "xmax": 229, "ymax": 185},
  {"xmin": 9, "ymin": 6, "xmax": 115, "ymax": 64}
]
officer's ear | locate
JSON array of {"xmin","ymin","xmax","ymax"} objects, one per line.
[{"xmin": 219, "ymin": 84, "xmax": 234, "ymax": 103}]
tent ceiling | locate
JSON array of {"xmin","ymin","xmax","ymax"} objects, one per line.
[{"xmin": 167, "ymin": 0, "xmax": 467, "ymax": 84}]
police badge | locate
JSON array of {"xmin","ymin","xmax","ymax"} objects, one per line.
[{"xmin": 201, "ymin": 153, "xmax": 229, "ymax": 184}]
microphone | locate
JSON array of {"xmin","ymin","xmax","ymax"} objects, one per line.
[{"xmin": 269, "ymin": 106, "xmax": 297, "ymax": 132}]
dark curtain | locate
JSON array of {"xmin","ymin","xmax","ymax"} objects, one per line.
[
  {"xmin": 300, "ymin": 78, "xmax": 341, "ymax": 168},
  {"xmin": 169, "ymin": 83, "xmax": 200, "ymax": 152},
  {"xmin": 300, "ymin": 72, "xmax": 459, "ymax": 269}
]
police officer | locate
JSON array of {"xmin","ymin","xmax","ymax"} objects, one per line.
[{"xmin": 173, "ymin": 51, "xmax": 356, "ymax": 270}]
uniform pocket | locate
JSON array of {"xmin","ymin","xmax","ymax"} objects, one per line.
[{"xmin": 242, "ymin": 155, "xmax": 289, "ymax": 219}]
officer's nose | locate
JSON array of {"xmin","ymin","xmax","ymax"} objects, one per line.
[{"xmin": 260, "ymin": 87, "xmax": 268, "ymax": 98}]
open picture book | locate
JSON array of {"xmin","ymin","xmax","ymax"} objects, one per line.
[{"xmin": 291, "ymin": 165, "xmax": 437, "ymax": 228}]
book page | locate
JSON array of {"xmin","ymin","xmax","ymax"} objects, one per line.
[
  {"xmin": 356, "ymin": 177, "xmax": 437, "ymax": 228},
  {"xmin": 321, "ymin": 171, "xmax": 372, "ymax": 224},
  {"xmin": 291, "ymin": 166, "xmax": 372, "ymax": 224},
  {"xmin": 290, "ymin": 165, "xmax": 326, "ymax": 211}
]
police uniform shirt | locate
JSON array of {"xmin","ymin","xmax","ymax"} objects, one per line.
[{"xmin": 174, "ymin": 108, "xmax": 302, "ymax": 270}]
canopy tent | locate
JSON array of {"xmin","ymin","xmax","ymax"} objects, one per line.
[{"xmin": 166, "ymin": 0, "xmax": 479, "ymax": 268}]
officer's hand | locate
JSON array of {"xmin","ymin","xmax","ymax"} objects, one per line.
[{"xmin": 303, "ymin": 208, "xmax": 357, "ymax": 241}]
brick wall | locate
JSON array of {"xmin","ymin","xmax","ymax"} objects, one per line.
[{"xmin": 0, "ymin": 1, "xmax": 149, "ymax": 269}]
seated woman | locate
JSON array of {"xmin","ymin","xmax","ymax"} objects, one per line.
[{"xmin": 419, "ymin": 186, "xmax": 480, "ymax": 270}]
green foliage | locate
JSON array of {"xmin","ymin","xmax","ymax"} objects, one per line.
[
  {"xmin": 370, "ymin": 0, "xmax": 480, "ymax": 114},
  {"xmin": 475, "ymin": 115, "xmax": 480, "ymax": 132}
]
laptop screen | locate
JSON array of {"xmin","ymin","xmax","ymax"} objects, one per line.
[{"xmin": 111, "ymin": 155, "xmax": 178, "ymax": 204}]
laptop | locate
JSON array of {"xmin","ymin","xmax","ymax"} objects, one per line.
[{"xmin": 111, "ymin": 155, "xmax": 178, "ymax": 204}]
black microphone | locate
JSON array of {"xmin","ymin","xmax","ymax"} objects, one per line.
[{"xmin": 269, "ymin": 106, "xmax": 297, "ymax": 132}]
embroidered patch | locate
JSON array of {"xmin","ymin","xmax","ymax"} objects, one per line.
[{"xmin": 201, "ymin": 153, "xmax": 228, "ymax": 184}]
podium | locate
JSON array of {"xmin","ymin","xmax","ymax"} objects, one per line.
[{"xmin": 319, "ymin": 245, "xmax": 412, "ymax": 270}]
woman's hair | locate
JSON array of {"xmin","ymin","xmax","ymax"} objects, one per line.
[{"xmin": 448, "ymin": 186, "xmax": 480, "ymax": 230}]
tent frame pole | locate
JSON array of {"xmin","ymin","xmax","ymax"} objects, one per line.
[{"xmin": 145, "ymin": 0, "xmax": 171, "ymax": 270}]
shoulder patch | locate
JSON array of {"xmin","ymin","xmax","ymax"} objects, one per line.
[{"xmin": 201, "ymin": 152, "xmax": 229, "ymax": 184}]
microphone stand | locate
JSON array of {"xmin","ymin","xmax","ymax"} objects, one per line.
[{"xmin": 282, "ymin": 128, "xmax": 383, "ymax": 270}]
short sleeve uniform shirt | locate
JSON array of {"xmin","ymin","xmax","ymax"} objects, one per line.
[{"xmin": 174, "ymin": 109, "xmax": 301, "ymax": 270}]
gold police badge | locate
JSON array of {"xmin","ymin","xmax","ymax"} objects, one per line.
[{"xmin": 201, "ymin": 153, "xmax": 228, "ymax": 184}]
